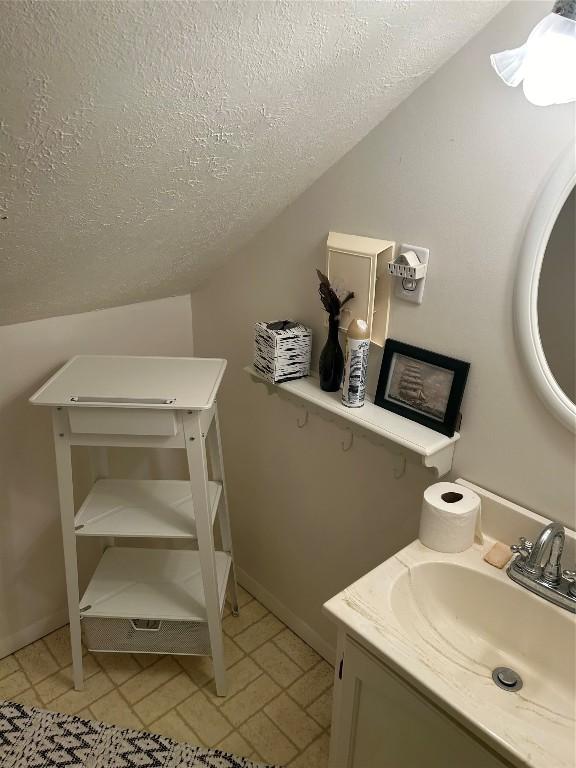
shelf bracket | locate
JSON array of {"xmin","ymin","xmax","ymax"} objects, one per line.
[{"xmin": 423, "ymin": 444, "xmax": 456, "ymax": 478}]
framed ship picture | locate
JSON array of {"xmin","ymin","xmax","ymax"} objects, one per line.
[{"xmin": 374, "ymin": 339, "xmax": 470, "ymax": 436}]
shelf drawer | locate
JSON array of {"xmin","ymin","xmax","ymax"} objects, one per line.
[
  {"xmin": 82, "ymin": 616, "xmax": 210, "ymax": 656},
  {"xmin": 68, "ymin": 407, "xmax": 178, "ymax": 436}
]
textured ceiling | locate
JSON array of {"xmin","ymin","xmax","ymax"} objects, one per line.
[{"xmin": 0, "ymin": 0, "xmax": 506, "ymax": 325}]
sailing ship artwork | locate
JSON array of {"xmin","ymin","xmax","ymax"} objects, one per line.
[
  {"xmin": 375, "ymin": 339, "xmax": 470, "ymax": 436},
  {"xmin": 386, "ymin": 353, "xmax": 454, "ymax": 421}
]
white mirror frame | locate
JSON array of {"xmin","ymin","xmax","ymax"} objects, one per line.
[{"xmin": 515, "ymin": 144, "xmax": 576, "ymax": 433}]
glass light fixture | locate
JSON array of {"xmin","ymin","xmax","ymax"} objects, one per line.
[{"xmin": 491, "ymin": 0, "xmax": 576, "ymax": 106}]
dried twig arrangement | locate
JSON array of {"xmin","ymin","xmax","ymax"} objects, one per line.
[{"xmin": 316, "ymin": 270, "xmax": 354, "ymax": 317}]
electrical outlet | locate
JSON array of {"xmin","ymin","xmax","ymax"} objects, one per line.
[{"xmin": 393, "ymin": 244, "xmax": 429, "ymax": 304}]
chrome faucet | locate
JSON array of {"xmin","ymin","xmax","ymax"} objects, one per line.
[{"xmin": 507, "ymin": 522, "xmax": 576, "ymax": 613}]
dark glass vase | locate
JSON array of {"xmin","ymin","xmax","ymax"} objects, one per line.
[{"xmin": 319, "ymin": 315, "xmax": 344, "ymax": 391}]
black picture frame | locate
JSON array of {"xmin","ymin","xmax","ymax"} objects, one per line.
[{"xmin": 374, "ymin": 339, "xmax": 470, "ymax": 437}]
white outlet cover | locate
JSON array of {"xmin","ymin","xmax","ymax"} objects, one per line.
[{"xmin": 394, "ymin": 244, "xmax": 429, "ymax": 304}]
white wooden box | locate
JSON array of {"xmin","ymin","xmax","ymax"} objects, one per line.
[
  {"xmin": 326, "ymin": 232, "xmax": 395, "ymax": 346},
  {"xmin": 253, "ymin": 321, "xmax": 312, "ymax": 383}
]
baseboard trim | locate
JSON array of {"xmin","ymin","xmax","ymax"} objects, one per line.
[
  {"xmin": 0, "ymin": 608, "xmax": 68, "ymax": 659},
  {"xmin": 236, "ymin": 568, "xmax": 335, "ymax": 665}
]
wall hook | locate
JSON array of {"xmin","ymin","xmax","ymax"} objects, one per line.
[
  {"xmin": 296, "ymin": 409, "xmax": 309, "ymax": 428},
  {"xmin": 341, "ymin": 428, "xmax": 354, "ymax": 452},
  {"xmin": 393, "ymin": 453, "xmax": 407, "ymax": 480}
]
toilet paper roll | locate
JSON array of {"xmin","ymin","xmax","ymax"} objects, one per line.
[{"xmin": 419, "ymin": 482, "xmax": 481, "ymax": 553}]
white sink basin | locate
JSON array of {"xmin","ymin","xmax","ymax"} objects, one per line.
[
  {"xmin": 325, "ymin": 537, "xmax": 576, "ymax": 768},
  {"xmin": 391, "ymin": 560, "xmax": 575, "ymax": 722}
]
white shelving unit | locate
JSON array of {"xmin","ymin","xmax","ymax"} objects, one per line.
[
  {"xmin": 31, "ymin": 355, "xmax": 238, "ymax": 696},
  {"xmin": 245, "ymin": 366, "xmax": 459, "ymax": 477}
]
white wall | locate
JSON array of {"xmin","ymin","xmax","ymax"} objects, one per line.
[
  {"xmin": 0, "ymin": 295, "xmax": 193, "ymax": 657},
  {"xmin": 191, "ymin": 2, "xmax": 576, "ymax": 659}
]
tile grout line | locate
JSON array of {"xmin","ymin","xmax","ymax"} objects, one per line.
[
  {"xmin": 40, "ymin": 636, "xmax": 67, "ymax": 671},
  {"xmin": 288, "ymin": 730, "xmax": 330, "ymax": 767},
  {"xmin": 117, "ymin": 658, "xmax": 183, "ymax": 706},
  {"xmin": 239, "ymin": 642, "xmax": 307, "ymax": 688},
  {"xmin": 243, "ymin": 649, "xmax": 330, "ymax": 752},
  {"xmin": 294, "ymin": 663, "xmax": 334, "ymax": 709},
  {"xmin": 257, "ymin": 692, "xmax": 310, "ymax": 755},
  {"xmin": 94, "ymin": 651, "xmax": 142, "ymax": 686},
  {"xmin": 269, "ymin": 634, "xmax": 323, "ymax": 674}
]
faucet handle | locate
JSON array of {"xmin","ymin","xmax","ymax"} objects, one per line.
[
  {"xmin": 511, "ymin": 537, "xmax": 533, "ymax": 558},
  {"xmin": 562, "ymin": 569, "xmax": 576, "ymax": 597}
]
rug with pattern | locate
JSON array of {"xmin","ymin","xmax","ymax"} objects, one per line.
[{"xmin": 0, "ymin": 700, "xmax": 276, "ymax": 768}]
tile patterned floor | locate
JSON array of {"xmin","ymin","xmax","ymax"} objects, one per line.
[{"xmin": 0, "ymin": 586, "xmax": 333, "ymax": 767}]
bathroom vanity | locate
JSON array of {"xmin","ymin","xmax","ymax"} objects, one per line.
[
  {"xmin": 324, "ymin": 481, "xmax": 576, "ymax": 768},
  {"xmin": 328, "ymin": 637, "xmax": 511, "ymax": 768}
]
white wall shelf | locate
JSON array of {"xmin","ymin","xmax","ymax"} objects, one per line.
[
  {"xmin": 245, "ymin": 366, "xmax": 459, "ymax": 477},
  {"xmin": 75, "ymin": 479, "xmax": 222, "ymax": 539}
]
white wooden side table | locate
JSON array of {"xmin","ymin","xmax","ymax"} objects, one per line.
[{"xmin": 31, "ymin": 355, "xmax": 238, "ymax": 696}]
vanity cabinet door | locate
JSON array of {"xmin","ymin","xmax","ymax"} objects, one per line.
[{"xmin": 332, "ymin": 637, "xmax": 511, "ymax": 768}]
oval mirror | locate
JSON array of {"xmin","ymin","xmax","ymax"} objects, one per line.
[{"xmin": 515, "ymin": 145, "xmax": 576, "ymax": 432}]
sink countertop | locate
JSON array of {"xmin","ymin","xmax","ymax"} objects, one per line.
[{"xmin": 324, "ymin": 537, "xmax": 576, "ymax": 768}]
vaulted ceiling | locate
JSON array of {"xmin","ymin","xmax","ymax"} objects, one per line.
[{"xmin": 0, "ymin": 1, "xmax": 506, "ymax": 325}]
